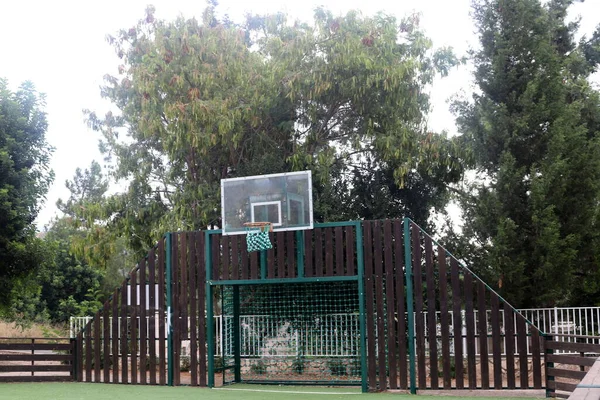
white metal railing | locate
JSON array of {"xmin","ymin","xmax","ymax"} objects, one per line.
[{"xmin": 70, "ymin": 306, "xmax": 600, "ymax": 357}]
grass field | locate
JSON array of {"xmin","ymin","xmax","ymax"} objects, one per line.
[{"xmin": 0, "ymin": 383, "xmax": 545, "ymax": 400}]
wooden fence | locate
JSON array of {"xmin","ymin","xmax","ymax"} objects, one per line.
[
  {"xmin": 0, "ymin": 338, "xmax": 74, "ymax": 382},
  {"xmin": 72, "ymin": 219, "xmax": 546, "ymax": 393},
  {"xmin": 545, "ymin": 334, "xmax": 600, "ymax": 398}
]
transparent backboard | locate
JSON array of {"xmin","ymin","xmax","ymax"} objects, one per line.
[{"xmin": 221, "ymin": 171, "xmax": 313, "ymax": 235}]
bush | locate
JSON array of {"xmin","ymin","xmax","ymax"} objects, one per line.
[{"xmin": 291, "ymin": 355, "xmax": 305, "ymax": 374}]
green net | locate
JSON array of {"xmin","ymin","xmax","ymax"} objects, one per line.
[
  {"xmin": 215, "ymin": 281, "xmax": 361, "ymax": 385},
  {"xmin": 245, "ymin": 227, "xmax": 273, "ymax": 252}
]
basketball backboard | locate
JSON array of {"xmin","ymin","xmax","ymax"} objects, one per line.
[{"xmin": 221, "ymin": 171, "xmax": 313, "ymax": 235}]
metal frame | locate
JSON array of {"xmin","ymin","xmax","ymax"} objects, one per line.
[
  {"xmin": 204, "ymin": 220, "xmax": 368, "ymax": 392},
  {"xmin": 250, "ymin": 201, "xmax": 283, "ymax": 226}
]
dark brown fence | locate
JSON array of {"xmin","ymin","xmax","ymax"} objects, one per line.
[
  {"xmin": 545, "ymin": 334, "xmax": 600, "ymax": 398},
  {"xmin": 73, "ymin": 219, "xmax": 547, "ymax": 393},
  {"xmin": 406, "ymin": 220, "xmax": 544, "ymax": 391},
  {"xmin": 0, "ymin": 338, "xmax": 74, "ymax": 382}
]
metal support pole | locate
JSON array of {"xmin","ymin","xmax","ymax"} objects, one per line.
[
  {"xmin": 233, "ymin": 286, "xmax": 241, "ymax": 382},
  {"xmin": 205, "ymin": 232, "xmax": 215, "ymax": 388},
  {"xmin": 404, "ymin": 218, "xmax": 417, "ymax": 394},
  {"xmin": 166, "ymin": 233, "xmax": 173, "ymax": 386},
  {"xmin": 260, "ymin": 250, "xmax": 267, "ymax": 280},
  {"xmin": 356, "ymin": 222, "xmax": 368, "ymax": 393}
]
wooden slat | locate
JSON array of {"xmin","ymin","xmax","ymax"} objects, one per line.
[
  {"xmin": 394, "ymin": 220, "xmax": 407, "ymax": 389},
  {"xmin": 241, "ymin": 235, "xmax": 249, "ymax": 279},
  {"xmin": 314, "ymin": 228, "xmax": 323, "ymax": 277},
  {"xmin": 221, "ymin": 235, "xmax": 230, "ymax": 280},
  {"xmin": 477, "ymin": 281, "xmax": 489, "ymax": 389},
  {"xmin": 411, "ymin": 223, "xmax": 426, "ymax": 389},
  {"xmin": 0, "ymin": 354, "xmax": 73, "ymax": 362},
  {"xmin": 516, "ymin": 317, "xmax": 528, "ymax": 388},
  {"xmin": 424, "ymin": 236, "xmax": 438, "ymax": 389},
  {"xmin": 140, "ymin": 258, "xmax": 148, "ymax": 385},
  {"xmin": 181, "ymin": 233, "xmax": 189, "ymax": 340},
  {"xmin": 450, "ymin": 258, "xmax": 464, "ymax": 389},
  {"xmin": 490, "ymin": 294, "xmax": 502, "ymax": 389},
  {"xmin": 373, "ymin": 221, "xmax": 387, "ymax": 389},
  {"xmin": 0, "ymin": 375, "xmax": 73, "ymax": 383},
  {"xmin": 94, "ymin": 311, "xmax": 101, "ymax": 383},
  {"xmin": 250, "ymin": 248, "xmax": 258, "ymax": 279},
  {"xmin": 231, "ymin": 235, "xmax": 240, "ymax": 280},
  {"xmin": 304, "ymin": 230, "xmax": 313, "ymax": 277},
  {"xmin": 148, "ymin": 247, "xmax": 157, "ymax": 385},
  {"xmin": 131, "ymin": 270, "xmax": 138, "ymax": 385},
  {"xmin": 383, "ymin": 221, "xmax": 397, "ymax": 389},
  {"xmin": 345, "ymin": 226, "xmax": 355, "ymax": 276},
  {"xmin": 76, "ymin": 332, "xmax": 83, "ymax": 381},
  {"xmin": 275, "ymin": 232, "xmax": 284, "ymax": 278},
  {"xmin": 286, "ymin": 231, "xmax": 296, "ymax": 278},
  {"xmin": 267, "ymin": 233, "xmax": 275, "ymax": 279},
  {"xmin": 505, "ymin": 308, "xmax": 516, "ymax": 389},
  {"xmin": 174, "ymin": 233, "xmax": 183, "ymax": 385},
  {"xmin": 112, "ymin": 287, "xmax": 119, "ymax": 383},
  {"xmin": 325, "ymin": 228, "xmax": 334, "ymax": 277},
  {"xmin": 190, "ymin": 232, "xmax": 198, "ymax": 386},
  {"xmin": 103, "ymin": 301, "xmax": 110, "ymax": 383},
  {"xmin": 0, "ymin": 365, "xmax": 73, "ymax": 372},
  {"xmin": 197, "ymin": 232, "xmax": 207, "ymax": 387},
  {"xmin": 532, "ymin": 328, "xmax": 542, "ymax": 388},
  {"xmin": 547, "ymin": 367, "xmax": 587, "ymax": 380},
  {"xmin": 211, "ymin": 233, "xmax": 220, "ymax": 281},
  {"xmin": 121, "ymin": 280, "xmax": 128, "ymax": 383},
  {"xmin": 438, "ymin": 247, "xmax": 451, "ymax": 389},
  {"xmin": 363, "ymin": 221, "xmax": 377, "ymax": 390},
  {"xmin": 85, "ymin": 321, "xmax": 92, "ymax": 382},
  {"xmin": 547, "ymin": 380, "xmax": 578, "ymax": 392},
  {"xmin": 546, "ymin": 340, "xmax": 600, "ymax": 353},
  {"xmin": 158, "ymin": 238, "xmax": 166, "ymax": 385},
  {"xmin": 546, "ymin": 353, "xmax": 597, "ymax": 366},
  {"xmin": 464, "ymin": 272, "xmax": 476, "ymax": 389},
  {"xmin": 335, "ymin": 227, "xmax": 343, "ymax": 276},
  {"xmin": 0, "ymin": 343, "xmax": 73, "ymax": 351}
]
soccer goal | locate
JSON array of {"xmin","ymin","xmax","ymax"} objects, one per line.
[{"xmin": 212, "ymin": 280, "xmax": 364, "ymax": 386}]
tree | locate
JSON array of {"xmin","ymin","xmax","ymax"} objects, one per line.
[
  {"xmin": 0, "ymin": 79, "xmax": 54, "ymax": 309},
  {"xmin": 451, "ymin": 0, "xmax": 600, "ymax": 307},
  {"xmin": 83, "ymin": 5, "xmax": 464, "ymax": 255}
]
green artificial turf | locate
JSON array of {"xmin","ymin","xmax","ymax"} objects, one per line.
[{"xmin": 0, "ymin": 383, "xmax": 544, "ymax": 400}]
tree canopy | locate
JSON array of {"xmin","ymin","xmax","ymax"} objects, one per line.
[
  {"xmin": 450, "ymin": 0, "xmax": 600, "ymax": 307},
  {"xmin": 0, "ymin": 79, "xmax": 53, "ymax": 309},
  {"xmin": 82, "ymin": 5, "xmax": 464, "ymax": 259}
]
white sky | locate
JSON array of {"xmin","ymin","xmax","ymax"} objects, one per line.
[{"xmin": 0, "ymin": 0, "xmax": 598, "ymax": 229}]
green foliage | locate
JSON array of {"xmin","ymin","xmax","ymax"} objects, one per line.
[
  {"xmin": 250, "ymin": 360, "xmax": 267, "ymax": 375},
  {"xmin": 326, "ymin": 359, "xmax": 347, "ymax": 376},
  {"xmin": 449, "ymin": 0, "xmax": 600, "ymax": 307},
  {"xmin": 80, "ymin": 4, "xmax": 465, "ymax": 255},
  {"xmin": 291, "ymin": 355, "xmax": 306, "ymax": 374},
  {"xmin": 0, "ymin": 79, "xmax": 54, "ymax": 309}
]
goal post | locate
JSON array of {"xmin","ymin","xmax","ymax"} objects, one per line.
[{"xmin": 209, "ymin": 278, "xmax": 366, "ymax": 388}]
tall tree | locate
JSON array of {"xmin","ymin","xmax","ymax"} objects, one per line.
[
  {"xmin": 0, "ymin": 79, "xmax": 54, "ymax": 309},
  {"xmin": 452, "ymin": 0, "xmax": 600, "ymax": 307},
  {"xmin": 84, "ymin": 5, "xmax": 464, "ymax": 256}
]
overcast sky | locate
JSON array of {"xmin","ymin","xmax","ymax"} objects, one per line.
[{"xmin": 1, "ymin": 0, "xmax": 598, "ymax": 229}]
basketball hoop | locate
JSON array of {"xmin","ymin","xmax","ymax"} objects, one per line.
[{"xmin": 244, "ymin": 222, "xmax": 273, "ymax": 252}]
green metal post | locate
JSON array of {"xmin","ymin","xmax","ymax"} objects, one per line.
[
  {"xmin": 260, "ymin": 250, "xmax": 267, "ymax": 280},
  {"xmin": 233, "ymin": 286, "xmax": 241, "ymax": 382},
  {"xmin": 356, "ymin": 222, "xmax": 368, "ymax": 393},
  {"xmin": 166, "ymin": 233, "xmax": 174, "ymax": 386},
  {"xmin": 205, "ymin": 232, "xmax": 215, "ymax": 388},
  {"xmin": 296, "ymin": 231, "xmax": 305, "ymax": 278},
  {"xmin": 404, "ymin": 218, "xmax": 417, "ymax": 394}
]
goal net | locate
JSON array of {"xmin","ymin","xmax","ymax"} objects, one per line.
[{"xmin": 214, "ymin": 281, "xmax": 362, "ymax": 386}]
